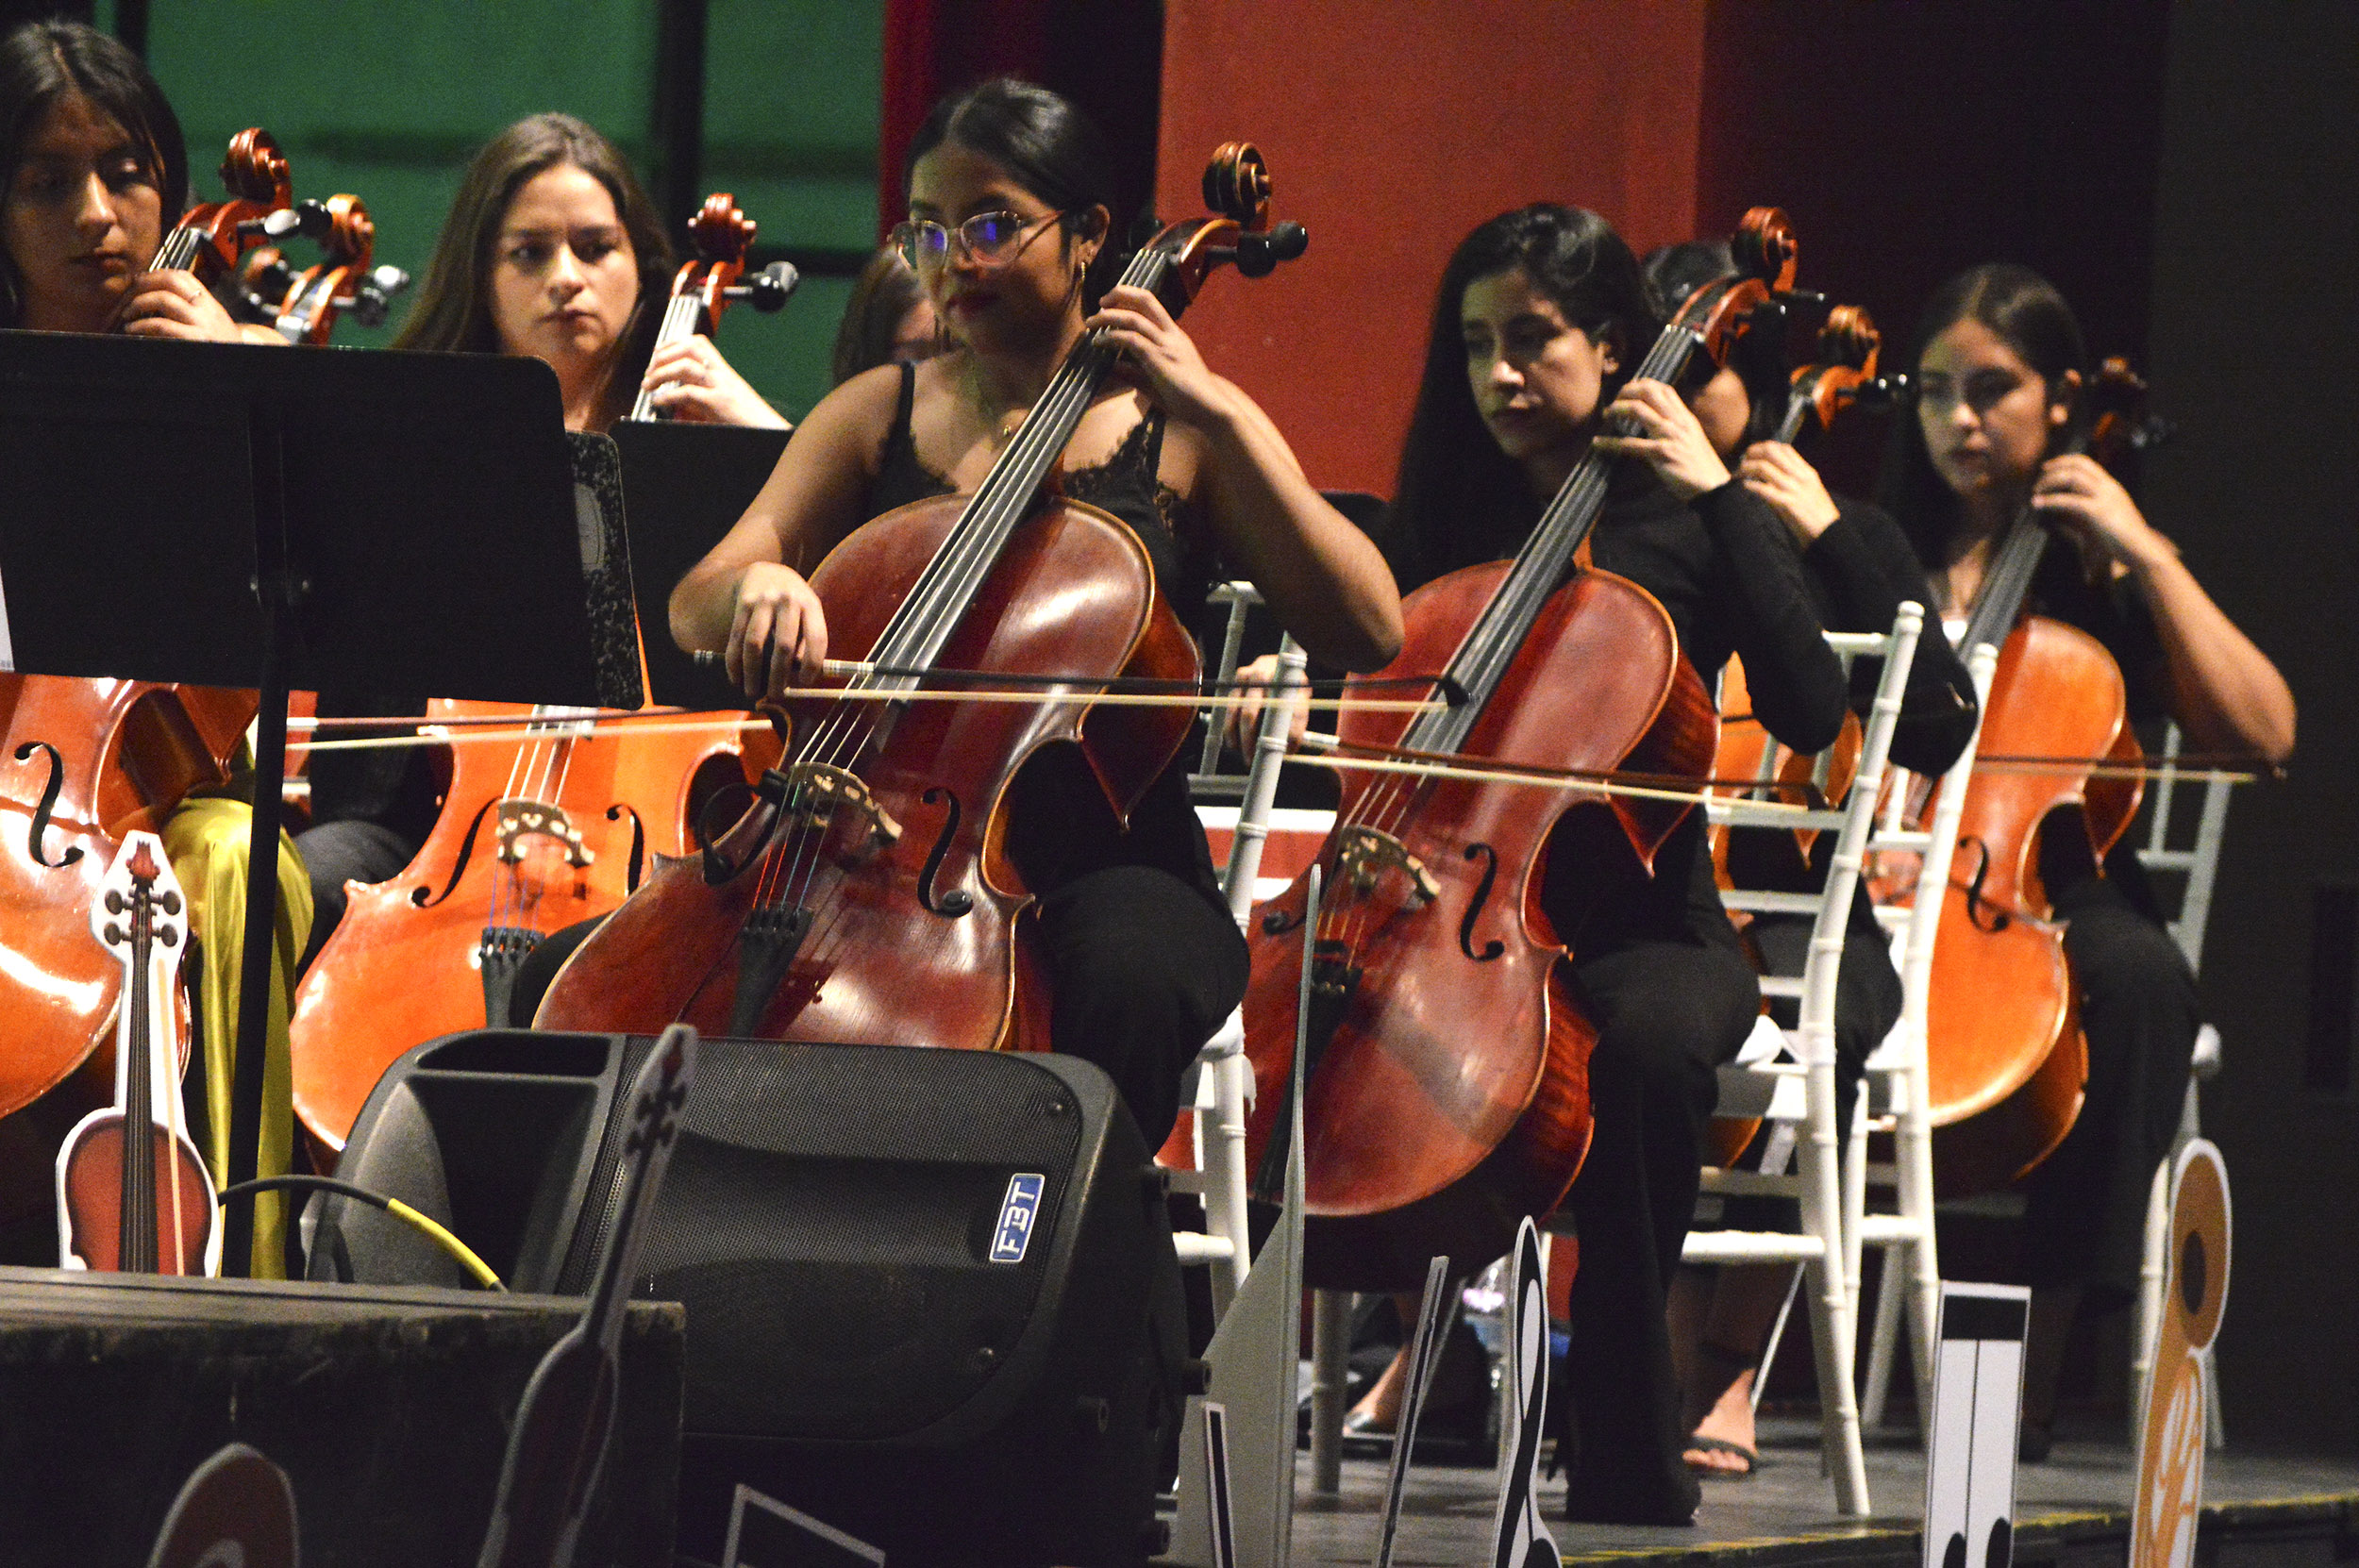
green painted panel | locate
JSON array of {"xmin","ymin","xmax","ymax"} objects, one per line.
[
  {"xmin": 142, "ymin": 0, "xmax": 660, "ymax": 352},
  {"xmin": 126, "ymin": 0, "xmax": 881, "ymax": 417},
  {"xmin": 702, "ymin": 0, "xmax": 884, "ymax": 417}
]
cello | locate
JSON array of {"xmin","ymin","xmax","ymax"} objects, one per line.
[
  {"xmin": 1712, "ymin": 304, "xmax": 1889, "ymax": 864},
  {"xmin": 535, "ymin": 144, "xmax": 1310, "ymax": 1047},
  {"xmin": 56, "ymin": 832, "xmax": 220, "ymax": 1276},
  {"xmin": 0, "ymin": 129, "xmax": 301, "ymax": 1243},
  {"xmin": 1237, "ymin": 210, "xmax": 1803, "ymax": 1288},
  {"xmin": 245, "ymin": 191, "xmax": 411, "ymax": 344},
  {"xmin": 1904, "ymin": 359, "xmax": 2159, "ymax": 1195},
  {"xmin": 625, "ymin": 192, "xmax": 796, "ymax": 423}
]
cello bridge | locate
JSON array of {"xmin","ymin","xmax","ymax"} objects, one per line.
[
  {"xmin": 786, "ymin": 763, "xmax": 903, "ymax": 847},
  {"xmin": 1335, "ymin": 826, "xmax": 1439, "ymax": 904},
  {"xmin": 495, "ymin": 798, "xmax": 593, "ymax": 868}
]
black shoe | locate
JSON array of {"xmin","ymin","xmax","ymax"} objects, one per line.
[{"xmin": 2018, "ymin": 1418, "xmax": 2054, "ymax": 1464}]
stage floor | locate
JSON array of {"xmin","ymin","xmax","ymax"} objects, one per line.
[{"xmin": 1286, "ymin": 1418, "xmax": 2359, "ymax": 1566}]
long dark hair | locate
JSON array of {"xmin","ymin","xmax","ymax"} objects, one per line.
[
  {"xmin": 392, "ymin": 113, "xmax": 673, "ymax": 430},
  {"xmin": 1640, "ymin": 237, "xmax": 1788, "ymax": 450},
  {"xmin": 830, "ymin": 246, "xmax": 931, "ymax": 384},
  {"xmin": 0, "ymin": 19, "xmax": 187, "ymax": 327},
  {"xmin": 1380, "ymin": 204, "xmax": 1659, "ymax": 590},
  {"xmin": 1878, "ymin": 262, "xmax": 2087, "ymax": 563},
  {"xmin": 903, "ymin": 77, "xmax": 1120, "ymax": 311}
]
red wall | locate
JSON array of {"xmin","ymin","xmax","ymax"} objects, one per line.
[{"xmin": 1157, "ymin": 0, "xmax": 1709, "ymax": 495}]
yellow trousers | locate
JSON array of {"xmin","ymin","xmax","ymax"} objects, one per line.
[{"xmin": 161, "ymin": 798, "xmax": 311, "ymax": 1279}]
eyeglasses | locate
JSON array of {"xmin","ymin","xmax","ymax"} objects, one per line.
[{"xmin": 891, "ymin": 209, "xmax": 1068, "ymax": 273}]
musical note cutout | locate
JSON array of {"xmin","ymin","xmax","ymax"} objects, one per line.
[
  {"xmin": 1486, "ymin": 1218, "xmax": 1559, "ymax": 1568},
  {"xmin": 2132, "ymin": 1140, "xmax": 2229, "ymax": 1568},
  {"xmin": 477, "ymin": 1025, "xmax": 697, "ymax": 1568},
  {"xmin": 1922, "ymin": 1282, "xmax": 2029, "ymax": 1568},
  {"xmin": 1372, "ymin": 1252, "xmax": 1454, "ymax": 1568},
  {"xmin": 721, "ymin": 1483, "xmax": 887, "ymax": 1568},
  {"xmin": 145, "ymin": 1443, "xmax": 298, "ymax": 1568}
]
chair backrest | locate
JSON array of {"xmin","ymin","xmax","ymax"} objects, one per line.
[
  {"xmin": 1186, "ymin": 580, "xmax": 1326, "ymax": 921},
  {"xmin": 1707, "ymin": 605, "xmax": 1929, "ymax": 1068},
  {"xmin": 2133, "ymin": 723, "xmax": 2234, "ymax": 974}
]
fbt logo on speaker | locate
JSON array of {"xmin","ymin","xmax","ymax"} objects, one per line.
[{"xmin": 990, "ymin": 1174, "xmax": 1047, "ymax": 1263}]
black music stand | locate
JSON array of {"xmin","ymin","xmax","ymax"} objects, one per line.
[
  {"xmin": 0, "ymin": 330, "xmax": 604, "ymax": 1275},
  {"xmin": 610, "ymin": 420, "xmax": 790, "ymax": 709}
]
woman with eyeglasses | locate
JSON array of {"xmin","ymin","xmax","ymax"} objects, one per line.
[
  {"xmin": 1882, "ymin": 264, "xmax": 2290, "ymax": 1455},
  {"xmin": 666, "ymin": 78, "xmax": 1400, "ymax": 1147}
]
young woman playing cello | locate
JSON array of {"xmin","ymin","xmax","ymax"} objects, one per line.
[
  {"xmin": 1347, "ymin": 205, "xmax": 1848, "ymax": 1523},
  {"xmin": 1883, "ymin": 263, "xmax": 2292, "ymax": 1452},
  {"xmin": 297, "ymin": 113, "xmax": 788, "ymax": 967},
  {"xmin": 664, "ymin": 77, "xmax": 1401, "ymax": 1149},
  {"xmin": 1644, "ymin": 240, "xmax": 1980, "ymax": 1478},
  {"xmin": 0, "ymin": 18, "xmax": 309, "ymax": 1274}
]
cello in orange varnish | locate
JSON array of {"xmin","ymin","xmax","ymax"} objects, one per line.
[
  {"xmin": 286, "ymin": 705, "xmax": 761, "ymax": 1152},
  {"xmin": 1238, "ymin": 211, "xmax": 1801, "ymax": 1289},
  {"xmin": 288, "ymin": 192, "xmax": 802, "ymax": 1153}
]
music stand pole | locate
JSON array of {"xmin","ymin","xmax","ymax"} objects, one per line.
[{"xmin": 222, "ymin": 400, "xmax": 294, "ymax": 1276}]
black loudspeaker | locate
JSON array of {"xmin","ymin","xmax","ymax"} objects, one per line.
[{"xmin": 314, "ymin": 1031, "xmax": 1190, "ymax": 1567}]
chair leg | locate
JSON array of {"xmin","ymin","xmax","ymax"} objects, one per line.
[
  {"xmin": 1202, "ymin": 1041, "xmax": 1255, "ymax": 1320},
  {"xmin": 2131, "ymin": 1155, "xmax": 2171, "ymax": 1448},
  {"xmin": 1860, "ymin": 1243, "xmax": 1904, "ymax": 1430},
  {"xmin": 1891, "ymin": 1041, "xmax": 1942, "ymax": 1446},
  {"xmin": 1802, "ymin": 1062, "xmax": 1870, "ymax": 1516},
  {"xmin": 1309, "ymin": 1287, "xmax": 1352, "ymax": 1494}
]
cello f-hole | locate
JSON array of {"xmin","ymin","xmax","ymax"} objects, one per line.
[
  {"xmin": 1956, "ymin": 836, "xmax": 2012, "ymax": 933},
  {"xmin": 15, "ymin": 741, "xmax": 84, "ymax": 869},
  {"xmin": 1459, "ymin": 842, "xmax": 1505, "ymax": 962},
  {"xmin": 603, "ymin": 802, "xmax": 648, "ymax": 892},
  {"xmin": 916, "ymin": 787, "xmax": 973, "ymax": 918},
  {"xmin": 411, "ymin": 798, "xmax": 497, "ymax": 909}
]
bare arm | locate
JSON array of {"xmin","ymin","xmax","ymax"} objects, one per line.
[
  {"xmin": 668, "ymin": 363, "xmax": 898, "ymax": 695},
  {"xmin": 2033, "ymin": 454, "xmax": 2295, "ymax": 763},
  {"xmin": 1089, "ymin": 285, "xmax": 1402, "ymax": 672}
]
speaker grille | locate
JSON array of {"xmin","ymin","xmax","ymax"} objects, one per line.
[{"xmin": 617, "ymin": 1043, "xmax": 1087, "ymax": 1440}]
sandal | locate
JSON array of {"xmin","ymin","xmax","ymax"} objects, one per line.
[{"xmin": 1681, "ymin": 1434, "xmax": 1758, "ymax": 1480}]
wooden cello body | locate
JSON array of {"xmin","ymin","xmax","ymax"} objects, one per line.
[
  {"xmin": 0, "ymin": 677, "xmax": 243, "ymax": 1244},
  {"xmin": 1915, "ymin": 612, "xmax": 2138, "ymax": 1194},
  {"xmin": 1242, "ymin": 564, "xmax": 1715, "ymax": 1285},
  {"xmin": 289, "ymin": 189, "xmax": 796, "ymax": 1150},
  {"xmin": 538, "ymin": 143, "xmax": 1307, "ymax": 1052},
  {"xmin": 287, "ymin": 701, "xmax": 750, "ymax": 1150},
  {"xmin": 535, "ymin": 495, "xmax": 1194, "ymax": 1046}
]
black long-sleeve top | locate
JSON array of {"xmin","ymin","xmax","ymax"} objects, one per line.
[{"xmin": 1799, "ymin": 496, "xmax": 1979, "ymax": 777}]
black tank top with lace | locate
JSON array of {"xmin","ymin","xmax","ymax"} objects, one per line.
[{"xmin": 857, "ymin": 360, "xmax": 1224, "ymax": 903}]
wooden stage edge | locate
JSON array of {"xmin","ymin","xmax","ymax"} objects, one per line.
[{"xmin": 1277, "ymin": 1422, "xmax": 2359, "ymax": 1568}]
